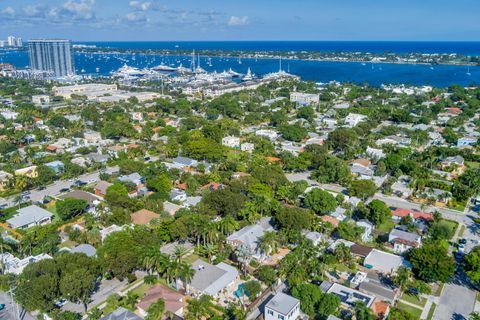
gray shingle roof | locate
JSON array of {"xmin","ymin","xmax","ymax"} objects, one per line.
[
  {"xmin": 7, "ymin": 205, "xmax": 53, "ymax": 229},
  {"xmin": 190, "ymin": 259, "xmax": 238, "ymax": 296},
  {"xmin": 71, "ymin": 244, "xmax": 97, "ymax": 257}
]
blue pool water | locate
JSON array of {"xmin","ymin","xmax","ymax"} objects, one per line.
[{"xmin": 234, "ymin": 283, "xmax": 248, "ymax": 298}]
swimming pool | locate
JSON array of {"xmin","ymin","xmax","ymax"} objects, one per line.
[{"xmin": 233, "ymin": 283, "xmax": 249, "ymax": 298}]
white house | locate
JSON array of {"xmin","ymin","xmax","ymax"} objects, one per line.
[
  {"xmin": 265, "ymin": 292, "xmax": 300, "ymax": 320},
  {"xmin": 241, "ymin": 142, "xmax": 255, "ymax": 153},
  {"xmin": 345, "ymin": 113, "xmax": 367, "ymax": 127},
  {"xmin": 0, "ymin": 252, "xmax": 52, "ymax": 274},
  {"xmin": 256, "ymin": 129, "xmax": 278, "ymax": 141},
  {"xmin": 356, "ymin": 219, "xmax": 374, "ymax": 242},
  {"xmin": 222, "ymin": 136, "xmax": 241, "ymax": 148},
  {"xmin": 32, "ymin": 95, "xmax": 50, "ymax": 106},
  {"xmin": 366, "ymin": 147, "xmax": 385, "ymax": 160},
  {"xmin": 290, "ymin": 92, "xmax": 320, "ymax": 106},
  {"xmin": 388, "ymin": 228, "xmax": 422, "ymax": 254}
]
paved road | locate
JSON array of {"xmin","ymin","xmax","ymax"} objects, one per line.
[
  {"xmin": 286, "ymin": 171, "xmax": 472, "ymax": 224},
  {"xmin": 0, "ymin": 166, "xmax": 119, "ymax": 208},
  {"xmin": 63, "ymin": 277, "xmax": 128, "ymax": 313},
  {"xmin": 0, "ymin": 291, "xmax": 35, "ymax": 320},
  {"xmin": 434, "ymin": 283, "xmax": 476, "ymax": 320}
]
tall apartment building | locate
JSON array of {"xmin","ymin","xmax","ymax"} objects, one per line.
[
  {"xmin": 28, "ymin": 39, "xmax": 75, "ymax": 77},
  {"xmin": 7, "ymin": 36, "xmax": 16, "ymax": 47}
]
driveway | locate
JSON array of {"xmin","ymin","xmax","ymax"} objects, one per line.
[{"xmin": 434, "ymin": 283, "xmax": 476, "ymax": 320}]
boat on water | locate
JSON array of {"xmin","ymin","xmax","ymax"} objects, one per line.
[
  {"xmin": 242, "ymin": 67, "xmax": 256, "ymax": 81},
  {"xmin": 152, "ymin": 64, "xmax": 177, "ymax": 72},
  {"xmin": 467, "ymin": 67, "xmax": 471, "ymax": 76},
  {"xmin": 227, "ymin": 68, "xmax": 242, "ymax": 78}
]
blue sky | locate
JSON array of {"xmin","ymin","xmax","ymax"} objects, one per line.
[{"xmin": 0, "ymin": 0, "xmax": 479, "ymax": 41}]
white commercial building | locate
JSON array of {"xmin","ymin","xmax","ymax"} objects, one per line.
[
  {"xmin": 345, "ymin": 113, "xmax": 368, "ymax": 127},
  {"xmin": 290, "ymin": 92, "xmax": 320, "ymax": 105}
]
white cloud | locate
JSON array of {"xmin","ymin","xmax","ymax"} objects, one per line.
[
  {"xmin": 125, "ymin": 11, "xmax": 149, "ymax": 23},
  {"xmin": 1, "ymin": 6, "xmax": 15, "ymax": 17},
  {"xmin": 129, "ymin": 1, "xmax": 153, "ymax": 11},
  {"xmin": 228, "ymin": 15, "xmax": 249, "ymax": 26}
]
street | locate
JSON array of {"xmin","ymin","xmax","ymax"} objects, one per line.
[
  {"xmin": 0, "ymin": 166, "xmax": 119, "ymax": 208},
  {"xmin": 0, "ymin": 291, "xmax": 35, "ymax": 320},
  {"xmin": 434, "ymin": 283, "xmax": 476, "ymax": 320}
]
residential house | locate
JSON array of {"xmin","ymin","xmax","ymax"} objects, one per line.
[
  {"xmin": 164, "ymin": 201, "xmax": 182, "ymax": 216},
  {"xmin": 58, "ymin": 190, "xmax": 102, "ymax": 210},
  {"xmin": 264, "ymin": 292, "xmax": 301, "ymax": 320},
  {"xmin": 138, "ymin": 284, "xmax": 185, "ymax": 318},
  {"xmin": 100, "ymin": 224, "xmax": 124, "ymax": 242},
  {"xmin": 0, "ymin": 170, "xmax": 13, "ymax": 191},
  {"xmin": 391, "ymin": 208, "xmax": 433, "ymax": 222},
  {"xmin": 364, "ymin": 249, "xmax": 411, "ymax": 274},
  {"xmin": 376, "ymin": 135, "xmax": 411, "ymax": 147},
  {"xmin": 290, "ymin": 92, "xmax": 320, "ymax": 106},
  {"xmin": 321, "ymin": 281, "xmax": 375, "ymax": 308},
  {"xmin": 100, "ymin": 307, "xmax": 142, "ymax": 320},
  {"xmin": 356, "ymin": 220, "xmax": 374, "ymax": 242},
  {"xmin": 457, "ymin": 137, "xmax": 477, "ymax": 148},
  {"xmin": 201, "ymin": 182, "xmax": 225, "ymax": 191},
  {"xmin": 366, "ymin": 147, "xmax": 385, "ymax": 160},
  {"xmin": 131, "ymin": 209, "xmax": 160, "ymax": 225},
  {"xmin": 45, "ymin": 160, "xmax": 65, "ymax": 173},
  {"xmin": 441, "ymin": 156, "xmax": 466, "ymax": 175},
  {"xmin": 420, "ymin": 187, "xmax": 452, "ymax": 204},
  {"xmin": 32, "ymin": 95, "xmax": 50, "ymax": 106},
  {"xmin": 388, "ymin": 228, "xmax": 422, "ymax": 254},
  {"xmin": 184, "ymin": 196, "xmax": 202, "ymax": 208},
  {"xmin": 7, "ymin": 205, "xmax": 53, "ymax": 229},
  {"xmin": 189, "ymin": 259, "xmax": 239, "ymax": 297},
  {"xmin": 0, "ymin": 252, "xmax": 52, "ymax": 274},
  {"xmin": 170, "ymin": 188, "xmax": 187, "ymax": 202},
  {"xmin": 226, "ymin": 217, "xmax": 274, "ymax": 261},
  {"xmin": 95, "ymin": 181, "xmax": 112, "ymax": 198},
  {"xmin": 345, "ymin": 113, "xmax": 367, "ymax": 127},
  {"xmin": 71, "ymin": 244, "xmax": 97, "ymax": 257},
  {"xmin": 14, "ymin": 165, "xmax": 38, "ymax": 178},
  {"xmin": 256, "ymin": 129, "xmax": 278, "ymax": 141},
  {"xmin": 170, "ymin": 156, "xmax": 199, "ymax": 171},
  {"xmin": 391, "ymin": 176, "xmax": 413, "ymax": 198},
  {"xmin": 222, "ymin": 136, "xmax": 241, "ymax": 148},
  {"xmin": 240, "ymin": 142, "xmax": 255, "ymax": 153}
]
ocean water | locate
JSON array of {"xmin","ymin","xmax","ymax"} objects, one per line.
[
  {"xmin": 82, "ymin": 41, "xmax": 480, "ymax": 55},
  {"xmin": 1, "ymin": 43, "xmax": 479, "ymax": 87}
]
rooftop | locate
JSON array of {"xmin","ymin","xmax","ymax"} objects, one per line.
[{"xmin": 265, "ymin": 292, "xmax": 300, "ymax": 315}]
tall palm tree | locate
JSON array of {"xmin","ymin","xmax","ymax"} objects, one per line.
[
  {"xmin": 202, "ymin": 243, "xmax": 217, "ymax": 263},
  {"xmin": 217, "ymin": 215, "xmax": 238, "ymax": 236},
  {"xmin": 146, "ymin": 299, "xmax": 165, "ymax": 320},
  {"xmin": 235, "ymin": 244, "xmax": 253, "ymax": 276},
  {"xmin": 0, "ymin": 238, "xmax": 13, "ymax": 274},
  {"xmin": 258, "ymin": 231, "xmax": 279, "ymax": 259},
  {"xmin": 186, "ymin": 295, "xmax": 214, "ymax": 320},
  {"xmin": 143, "ymin": 247, "xmax": 169, "ymax": 278},
  {"xmin": 15, "ymin": 175, "xmax": 28, "ymax": 191},
  {"xmin": 172, "ymin": 245, "xmax": 189, "ymax": 263},
  {"xmin": 179, "ymin": 262, "xmax": 195, "ymax": 294}
]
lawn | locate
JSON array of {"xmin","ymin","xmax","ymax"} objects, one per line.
[
  {"xmin": 466, "ymin": 161, "xmax": 480, "ymax": 169},
  {"xmin": 434, "ymin": 283, "xmax": 445, "ymax": 296},
  {"xmin": 376, "ymin": 219, "xmax": 395, "ymax": 234},
  {"xmin": 183, "ymin": 253, "xmax": 203, "ymax": 264},
  {"xmin": 402, "ymin": 293, "xmax": 427, "ymax": 307},
  {"xmin": 427, "ymin": 303, "xmax": 437, "ymax": 320},
  {"xmin": 396, "ymin": 301, "xmax": 422, "ymax": 319},
  {"xmin": 459, "ymin": 224, "xmax": 466, "ymax": 237}
]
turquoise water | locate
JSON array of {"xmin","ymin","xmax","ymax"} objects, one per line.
[{"xmin": 234, "ymin": 283, "xmax": 248, "ymax": 298}]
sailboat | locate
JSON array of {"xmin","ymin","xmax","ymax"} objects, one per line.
[
  {"xmin": 242, "ymin": 67, "xmax": 256, "ymax": 81},
  {"xmin": 238, "ymin": 57, "xmax": 242, "ymax": 64},
  {"xmin": 467, "ymin": 67, "xmax": 471, "ymax": 76}
]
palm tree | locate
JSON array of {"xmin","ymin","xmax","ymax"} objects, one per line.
[
  {"xmin": 179, "ymin": 262, "xmax": 195, "ymax": 294},
  {"xmin": 143, "ymin": 247, "xmax": 169, "ymax": 278},
  {"xmin": 125, "ymin": 291, "xmax": 139, "ymax": 309},
  {"xmin": 172, "ymin": 245, "xmax": 189, "ymax": 263},
  {"xmin": 217, "ymin": 215, "xmax": 238, "ymax": 236},
  {"xmin": 186, "ymin": 295, "xmax": 214, "ymax": 320},
  {"xmin": 146, "ymin": 299, "xmax": 165, "ymax": 320},
  {"xmin": 235, "ymin": 244, "xmax": 253, "ymax": 276},
  {"xmin": 258, "ymin": 231, "xmax": 279, "ymax": 259},
  {"xmin": 0, "ymin": 238, "xmax": 13, "ymax": 274},
  {"xmin": 202, "ymin": 243, "xmax": 217, "ymax": 263},
  {"xmin": 15, "ymin": 175, "xmax": 28, "ymax": 191}
]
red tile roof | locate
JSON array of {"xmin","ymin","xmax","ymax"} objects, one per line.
[{"xmin": 391, "ymin": 208, "xmax": 433, "ymax": 221}]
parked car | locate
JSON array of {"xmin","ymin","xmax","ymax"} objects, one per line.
[
  {"xmin": 459, "ymin": 238, "xmax": 467, "ymax": 245},
  {"xmin": 59, "ymin": 188, "xmax": 70, "ymax": 193},
  {"xmin": 458, "ymin": 243, "xmax": 466, "ymax": 254},
  {"xmin": 0, "ymin": 303, "xmax": 5, "ymax": 310}
]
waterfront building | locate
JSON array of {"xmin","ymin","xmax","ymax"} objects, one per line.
[{"xmin": 28, "ymin": 39, "xmax": 75, "ymax": 76}]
